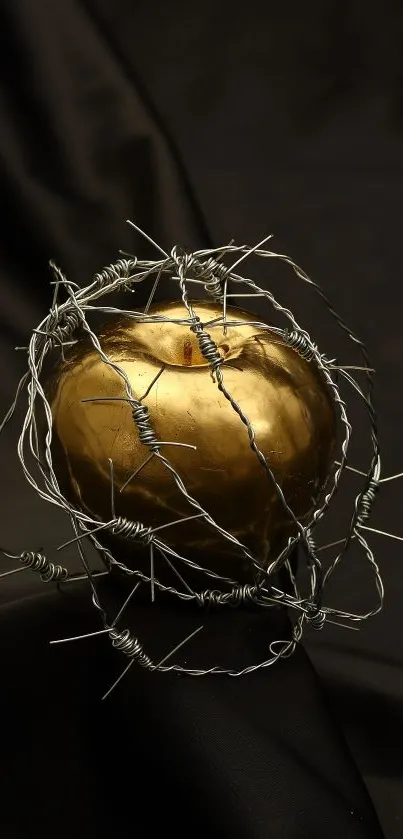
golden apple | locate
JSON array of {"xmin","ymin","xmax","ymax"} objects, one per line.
[{"xmin": 46, "ymin": 301, "xmax": 337, "ymax": 579}]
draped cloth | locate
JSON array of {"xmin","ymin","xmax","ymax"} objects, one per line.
[{"xmin": 2, "ymin": 2, "xmax": 402, "ymax": 835}]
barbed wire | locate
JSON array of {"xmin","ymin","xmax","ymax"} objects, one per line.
[{"xmin": 1, "ymin": 220, "xmax": 395, "ymax": 698}]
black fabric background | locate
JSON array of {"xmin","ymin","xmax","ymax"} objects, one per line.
[{"xmin": 1, "ymin": 2, "xmax": 402, "ymax": 837}]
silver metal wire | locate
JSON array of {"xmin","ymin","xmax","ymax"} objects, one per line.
[
  {"xmin": 108, "ymin": 628, "xmax": 153, "ymax": 667},
  {"xmin": 110, "ymin": 518, "xmax": 154, "ymax": 544},
  {"xmin": 1, "ymin": 220, "xmax": 395, "ymax": 697},
  {"xmin": 0, "ymin": 549, "xmax": 68, "ymax": 582}
]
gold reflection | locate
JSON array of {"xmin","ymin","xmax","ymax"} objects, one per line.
[{"xmin": 47, "ymin": 300, "xmax": 337, "ymax": 575}]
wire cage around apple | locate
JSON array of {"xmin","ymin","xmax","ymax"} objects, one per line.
[{"xmin": 0, "ymin": 223, "xmax": 387, "ymax": 697}]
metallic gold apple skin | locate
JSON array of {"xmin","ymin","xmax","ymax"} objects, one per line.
[{"xmin": 46, "ymin": 301, "xmax": 337, "ymax": 577}]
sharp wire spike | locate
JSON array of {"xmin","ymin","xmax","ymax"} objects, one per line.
[
  {"xmin": 155, "ymin": 442, "xmax": 197, "ymax": 450},
  {"xmin": 156, "ymin": 546, "xmax": 195, "ymax": 595},
  {"xmin": 150, "ymin": 543, "xmax": 155, "ymax": 603},
  {"xmin": 316, "ymin": 537, "xmax": 353, "ymax": 552},
  {"xmin": 57, "ymin": 521, "xmax": 112, "ymax": 551},
  {"xmin": 326, "ymin": 619, "xmax": 360, "ymax": 631},
  {"xmin": 50, "ymin": 628, "xmax": 112, "ymax": 645},
  {"xmin": 0, "ymin": 566, "xmax": 27, "ymax": 579},
  {"xmin": 360, "ymin": 524, "xmax": 403, "ymax": 543},
  {"xmin": 223, "ymin": 278, "xmax": 228, "ymax": 336},
  {"xmin": 120, "ymin": 453, "xmax": 155, "ymax": 492},
  {"xmin": 51, "ymin": 279, "xmax": 60, "ymax": 309},
  {"xmin": 109, "ymin": 458, "xmax": 116, "ymax": 520},
  {"xmin": 0, "ymin": 371, "xmax": 30, "ymax": 433},
  {"xmin": 70, "ymin": 519, "xmax": 107, "ymax": 625},
  {"xmin": 151, "ymin": 512, "xmax": 205, "ymax": 534},
  {"xmin": 154, "ymin": 625, "xmax": 203, "ymax": 669},
  {"xmin": 112, "ymin": 581, "xmax": 141, "ymax": 627},
  {"xmin": 202, "ymin": 316, "xmax": 227, "ymax": 327},
  {"xmin": 61, "ymin": 570, "xmax": 110, "ymax": 585},
  {"xmin": 139, "ymin": 365, "xmax": 166, "ymax": 401},
  {"xmin": 380, "ymin": 472, "xmax": 403, "ymax": 483},
  {"xmin": 49, "ymin": 279, "xmax": 81, "ymax": 291},
  {"xmin": 144, "ymin": 267, "xmax": 163, "ymax": 314},
  {"xmin": 335, "ymin": 461, "xmax": 367, "ymax": 478},
  {"xmin": 102, "ymin": 658, "xmax": 135, "ymax": 701},
  {"xmin": 118, "ymin": 248, "xmax": 137, "ymax": 259},
  {"xmin": 126, "ymin": 220, "xmax": 169, "ymax": 258},
  {"xmin": 227, "ymin": 234, "xmax": 274, "ymax": 275},
  {"xmin": 0, "ymin": 548, "xmax": 20, "ymax": 560},
  {"xmin": 330, "ymin": 364, "xmax": 376, "ymax": 372},
  {"xmin": 81, "ymin": 396, "xmax": 132, "ymax": 404}
]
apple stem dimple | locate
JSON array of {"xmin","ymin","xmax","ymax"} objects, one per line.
[{"xmin": 184, "ymin": 340, "xmax": 193, "ymax": 365}]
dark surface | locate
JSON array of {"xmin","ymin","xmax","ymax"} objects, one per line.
[
  {"xmin": 0, "ymin": 577, "xmax": 384, "ymax": 839},
  {"xmin": 1, "ymin": 2, "xmax": 402, "ymax": 837}
]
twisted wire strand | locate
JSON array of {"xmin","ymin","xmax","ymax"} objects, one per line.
[
  {"xmin": 195, "ymin": 584, "xmax": 259, "ymax": 608},
  {"xmin": 93, "ymin": 258, "xmax": 138, "ymax": 290}
]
